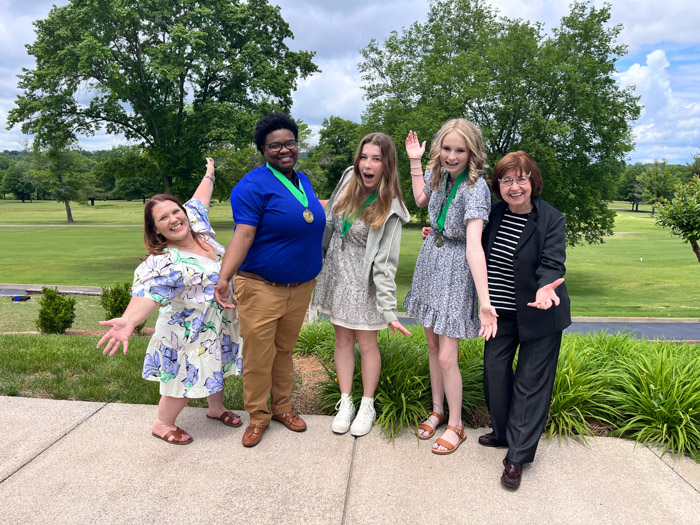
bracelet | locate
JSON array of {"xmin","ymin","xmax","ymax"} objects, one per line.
[
  {"xmin": 411, "ymin": 173, "xmax": 423, "ymax": 177},
  {"xmin": 204, "ymin": 174, "xmax": 215, "ymax": 182}
]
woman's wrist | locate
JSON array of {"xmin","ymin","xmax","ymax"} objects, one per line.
[
  {"xmin": 204, "ymin": 173, "xmax": 215, "ymax": 182},
  {"xmin": 409, "ymin": 158, "xmax": 422, "ymax": 168}
]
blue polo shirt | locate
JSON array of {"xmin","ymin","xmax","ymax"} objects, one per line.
[{"xmin": 230, "ymin": 164, "xmax": 325, "ymax": 283}]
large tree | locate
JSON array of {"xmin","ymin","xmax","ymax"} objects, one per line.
[
  {"xmin": 359, "ymin": 0, "xmax": 640, "ymax": 245},
  {"xmin": 1, "ymin": 162, "xmax": 34, "ymax": 202},
  {"xmin": 7, "ymin": 0, "xmax": 318, "ymax": 199}
]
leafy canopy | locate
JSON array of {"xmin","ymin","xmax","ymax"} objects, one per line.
[
  {"xmin": 7, "ymin": 0, "xmax": 318, "ymax": 198},
  {"xmin": 359, "ymin": 0, "xmax": 641, "ymax": 245}
]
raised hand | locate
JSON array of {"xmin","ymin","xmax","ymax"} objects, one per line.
[
  {"xmin": 478, "ymin": 304, "xmax": 499, "ymax": 341},
  {"xmin": 97, "ymin": 317, "xmax": 136, "ymax": 356},
  {"xmin": 405, "ymin": 130, "xmax": 426, "ymax": 160},
  {"xmin": 527, "ymin": 278, "xmax": 565, "ymax": 310},
  {"xmin": 389, "ymin": 320, "xmax": 412, "ymax": 337}
]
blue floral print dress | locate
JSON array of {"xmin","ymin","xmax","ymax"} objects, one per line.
[
  {"xmin": 132, "ymin": 199, "xmax": 243, "ymax": 398},
  {"xmin": 403, "ymin": 169, "xmax": 491, "ymax": 339}
]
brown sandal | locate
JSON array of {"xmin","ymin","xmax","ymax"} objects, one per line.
[
  {"xmin": 431, "ymin": 424, "xmax": 467, "ymax": 455},
  {"xmin": 417, "ymin": 411, "xmax": 446, "ymax": 440},
  {"xmin": 207, "ymin": 410, "xmax": 242, "ymax": 427},
  {"xmin": 152, "ymin": 426, "xmax": 193, "ymax": 445}
]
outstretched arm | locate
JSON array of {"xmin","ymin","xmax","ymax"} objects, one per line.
[
  {"xmin": 527, "ymin": 278, "xmax": 565, "ymax": 310},
  {"xmin": 191, "ymin": 157, "xmax": 216, "ymax": 211},
  {"xmin": 97, "ymin": 296, "xmax": 159, "ymax": 356},
  {"xmin": 406, "ymin": 131, "xmax": 429, "ymax": 208}
]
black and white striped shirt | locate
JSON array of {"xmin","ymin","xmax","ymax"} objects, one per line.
[{"xmin": 487, "ymin": 210, "xmax": 529, "ymax": 312}]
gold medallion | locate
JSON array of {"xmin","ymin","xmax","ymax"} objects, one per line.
[
  {"xmin": 303, "ymin": 209, "xmax": 314, "ymax": 223},
  {"xmin": 435, "ymin": 234, "xmax": 445, "ymax": 247}
]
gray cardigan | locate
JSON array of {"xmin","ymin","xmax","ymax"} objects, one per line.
[{"xmin": 321, "ymin": 167, "xmax": 410, "ymax": 324}]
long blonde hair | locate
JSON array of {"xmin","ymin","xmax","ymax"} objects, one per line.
[
  {"xmin": 426, "ymin": 119, "xmax": 487, "ymax": 191},
  {"xmin": 333, "ymin": 132, "xmax": 404, "ymax": 229}
]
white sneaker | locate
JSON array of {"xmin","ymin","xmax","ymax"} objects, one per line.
[
  {"xmin": 331, "ymin": 394, "xmax": 356, "ymax": 434},
  {"xmin": 350, "ymin": 397, "xmax": 376, "ymax": 437}
]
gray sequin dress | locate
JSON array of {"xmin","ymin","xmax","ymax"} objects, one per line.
[
  {"xmin": 403, "ymin": 169, "xmax": 491, "ymax": 338},
  {"xmin": 312, "ymin": 207, "xmax": 387, "ymax": 330}
]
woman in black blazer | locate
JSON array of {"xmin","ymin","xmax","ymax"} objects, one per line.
[{"xmin": 480, "ymin": 151, "xmax": 571, "ymax": 490}]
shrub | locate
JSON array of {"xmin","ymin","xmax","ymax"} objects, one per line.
[
  {"xmin": 294, "ymin": 319, "xmax": 335, "ymax": 360},
  {"xmin": 545, "ymin": 338, "xmax": 617, "ymax": 443},
  {"xmin": 607, "ymin": 345, "xmax": 700, "ymax": 461},
  {"xmin": 100, "ymin": 283, "xmax": 145, "ymax": 334},
  {"xmin": 36, "ymin": 287, "xmax": 76, "ymax": 334}
]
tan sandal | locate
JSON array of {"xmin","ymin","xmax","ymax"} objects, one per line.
[
  {"xmin": 431, "ymin": 424, "xmax": 466, "ymax": 455},
  {"xmin": 152, "ymin": 426, "xmax": 193, "ymax": 445},
  {"xmin": 417, "ymin": 411, "xmax": 446, "ymax": 440}
]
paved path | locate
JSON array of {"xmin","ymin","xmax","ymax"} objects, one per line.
[{"xmin": 0, "ymin": 396, "xmax": 698, "ymax": 524}]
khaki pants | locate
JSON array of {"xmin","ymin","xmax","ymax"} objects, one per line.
[{"xmin": 233, "ymin": 275, "xmax": 315, "ymax": 426}]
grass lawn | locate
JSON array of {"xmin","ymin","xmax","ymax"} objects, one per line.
[
  {"xmin": 1, "ymin": 198, "xmax": 698, "ymax": 319},
  {"xmin": 0, "ymin": 334, "xmax": 243, "ymax": 408}
]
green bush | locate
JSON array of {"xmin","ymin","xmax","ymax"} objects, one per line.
[
  {"xmin": 36, "ymin": 287, "xmax": 76, "ymax": 334},
  {"xmin": 297, "ymin": 322, "xmax": 700, "ymax": 460},
  {"xmin": 607, "ymin": 345, "xmax": 700, "ymax": 461},
  {"xmin": 100, "ymin": 282, "xmax": 145, "ymax": 334}
]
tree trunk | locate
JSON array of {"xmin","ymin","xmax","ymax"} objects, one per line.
[
  {"xmin": 692, "ymin": 241, "xmax": 700, "ymax": 264},
  {"xmin": 90, "ymin": 198, "xmax": 95, "ymax": 206},
  {"xmin": 64, "ymin": 199, "xmax": 74, "ymax": 222}
]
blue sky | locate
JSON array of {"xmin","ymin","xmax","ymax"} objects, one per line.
[{"xmin": 1, "ymin": 0, "xmax": 698, "ymax": 164}]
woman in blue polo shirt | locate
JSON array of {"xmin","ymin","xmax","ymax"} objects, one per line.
[{"xmin": 214, "ymin": 112, "xmax": 325, "ymax": 448}]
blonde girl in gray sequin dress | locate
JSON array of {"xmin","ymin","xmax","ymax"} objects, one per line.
[
  {"xmin": 312, "ymin": 133, "xmax": 411, "ymax": 437},
  {"xmin": 404, "ymin": 119, "xmax": 498, "ymax": 455}
]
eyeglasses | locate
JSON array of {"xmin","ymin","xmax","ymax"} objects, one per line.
[
  {"xmin": 499, "ymin": 172, "xmax": 531, "ymax": 187},
  {"xmin": 265, "ymin": 140, "xmax": 298, "ymax": 152}
]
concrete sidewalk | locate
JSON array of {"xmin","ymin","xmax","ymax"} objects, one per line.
[{"xmin": 1, "ymin": 397, "xmax": 698, "ymax": 524}]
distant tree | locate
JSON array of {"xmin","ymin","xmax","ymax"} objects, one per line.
[
  {"xmin": 359, "ymin": 0, "xmax": 641, "ymax": 244},
  {"xmin": 7, "ymin": 0, "xmax": 318, "ymax": 199},
  {"xmin": 1, "ymin": 162, "xmax": 33, "ymax": 202},
  {"xmin": 310, "ymin": 116, "xmax": 364, "ymax": 197},
  {"xmin": 656, "ymin": 176, "xmax": 700, "ymax": 263},
  {"xmin": 618, "ymin": 163, "xmax": 645, "ymax": 210},
  {"xmin": 637, "ymin": 160, "xmax": 679, "ymax": 213},
  {"xmin": 33, "ymin": 142, "xmax": 91, "ymax": 222},
  {"xmin": 687, "ymin": 151, "xmax": 700, "ymax": 179},
  {"xmin": 92, "ymin": 146, "xmax": 159, "ymax": 203}
]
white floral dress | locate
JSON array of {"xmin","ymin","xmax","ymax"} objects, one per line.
[{"xmin": 132, "ymin": 199, "xmax": 243, "ymax": 398}]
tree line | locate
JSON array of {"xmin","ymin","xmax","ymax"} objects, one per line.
[{"xmin": 3, "ymin": 0, "xmax": 698, "ymax": 254}]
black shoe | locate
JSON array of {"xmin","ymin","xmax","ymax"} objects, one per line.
[
  {"xmin": 501, "ymin": 461, "xmax": 522, "ymax": 490},
  {"xmin": 478, "ymin": 433, "xmax": 507, "ymax": 448}
]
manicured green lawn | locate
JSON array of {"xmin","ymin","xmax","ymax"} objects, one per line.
[{"xmin": 1, "ymin": 199, "xmax": 698, "ymax": 318}]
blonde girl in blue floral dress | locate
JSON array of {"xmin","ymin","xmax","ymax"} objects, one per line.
[
  {"xmin": 404, "ymin": 120, "xmax": 497, "ymax": 455},
  {"xmin": 98, "ymin": 158, "xmax": 243, "ymax": 445}
]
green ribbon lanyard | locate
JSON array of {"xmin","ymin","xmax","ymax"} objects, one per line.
[
  {"xmin": 267, "ymin": 162, "xmax": 308, "ymax": 208},
  {"xmin": 435, "ymin": 171, "xmax": 467, "ymax": 233},
  {"xmin": 342, "ymin": 190, "xmax": 377, "ymax": 238}
]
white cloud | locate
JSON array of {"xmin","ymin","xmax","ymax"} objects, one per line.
[{"xmin": 617, "ymin": 49, "xmax": 700, "ymax": 163}]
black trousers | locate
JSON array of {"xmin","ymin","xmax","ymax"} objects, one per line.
[{"xmin": 483, "ymin": 317, "xmax": 562, "ymax": 465}]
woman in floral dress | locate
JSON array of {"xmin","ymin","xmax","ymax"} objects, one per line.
[
  {"xmin": 403, "ymin": 119, "xmax": 497, "ymax": 455},
  {"xmin": 98, "ymin": 158, "xmax": 243, "ymax": 445}
]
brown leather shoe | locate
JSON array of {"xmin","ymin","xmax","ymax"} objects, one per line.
[
  {"xmin": 242, "ymin": 423, "xmax": 268, "ymax": 447},
  {"xmin": 478, "ymin": 433, "xmax": 507, "ymax": 448},
  {"xmin": 501, "ymin": 462, "xmax": 522, "ymax": 489},
  {"xmin": 271, "ymin": 410, "xmax": 307, "ymax": 432}
]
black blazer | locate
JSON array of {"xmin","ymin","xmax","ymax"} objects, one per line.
[{"xmin": 483, "ymin": 196, "xmax": 571, "ymax": 341}]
